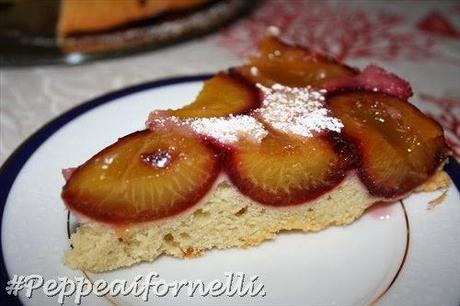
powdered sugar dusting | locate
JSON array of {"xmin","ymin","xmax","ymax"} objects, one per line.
[
  {"xmin": 189, "ymin": 115, "xmax": 267, "ymax": 144},
  {"xmin": 265, "ymin": 25, "xmax": 281, "ymax": 37},
  {"xmin": 147, "ymin": 113, "xmax": 267, "ymax": 145},
  {"xmin": 147, "ymin": 83, "xmax": 341, "ymax": 143},
  {"xmin": 256, "ymin": 84, "xmax": 343, "ymax": 137}
]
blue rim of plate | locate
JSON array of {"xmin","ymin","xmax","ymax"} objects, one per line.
[
  {"xmin": 0, "ymin": 74, "xmax": 459, "ymax": 305},
  {"xmin": 0, "ymin": 74, "xmax": 212, "ymax": 305}
]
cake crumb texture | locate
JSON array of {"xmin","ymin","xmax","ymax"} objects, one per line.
[
  {"xmin": 416, "ymin": 171, "xmax": 450, "ymax": 192},
  {"xmin": 66, "ymin": 176, "xmax": 375, "ymax": 272}
]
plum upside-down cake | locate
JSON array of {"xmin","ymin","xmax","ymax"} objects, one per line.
[{"xmin": 62, "ymin": 30, "xmax": 450, "ymax": 272}]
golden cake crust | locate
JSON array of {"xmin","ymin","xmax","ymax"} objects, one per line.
[{"xmin": 57, "ymin": 0, "xmax": 208, "ymax": 37}]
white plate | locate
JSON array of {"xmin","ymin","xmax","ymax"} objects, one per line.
[{"xmin": 1, "ymin": 75, "xmax": 459, "ymax": 306}]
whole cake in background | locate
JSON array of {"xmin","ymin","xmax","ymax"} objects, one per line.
[{"xmin": 57, "ymin": 0, "xmax": 208, "ymax": 37}]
